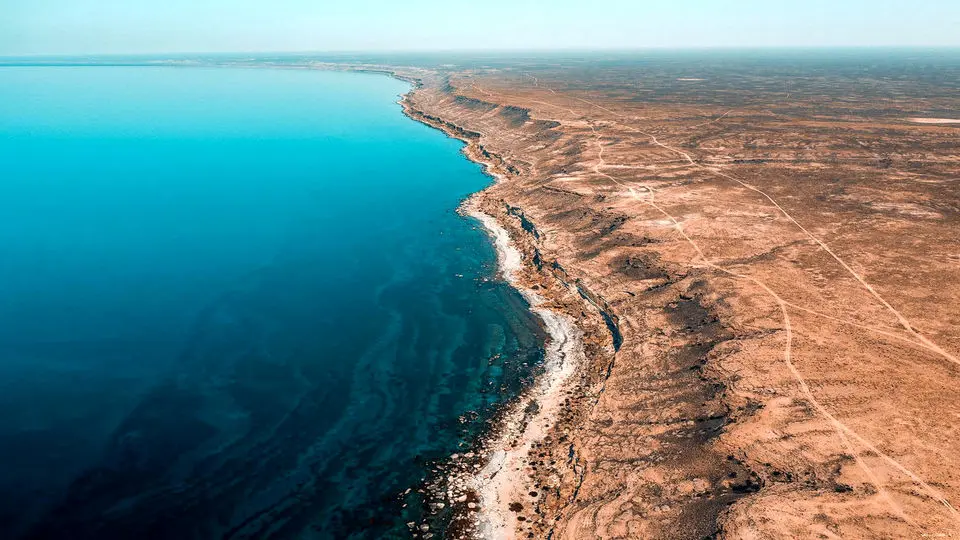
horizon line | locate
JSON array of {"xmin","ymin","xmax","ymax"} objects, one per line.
[{"xmin": 3, "ymin": 44, "xmax": 960, "ymax": 59}]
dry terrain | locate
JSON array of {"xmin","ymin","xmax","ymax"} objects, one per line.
[{"xmin": 373, "ymin": 53, "xmax": 960, "ymax": 539}]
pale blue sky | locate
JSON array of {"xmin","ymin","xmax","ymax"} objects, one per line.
[{"xmin": 3, "ymin": 0, "xmax": 959, "ymax": 55}]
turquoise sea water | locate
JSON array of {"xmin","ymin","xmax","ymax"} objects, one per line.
[{"xmin": 0, "ymin": 67, "xmax": 545, "ymax": 538}]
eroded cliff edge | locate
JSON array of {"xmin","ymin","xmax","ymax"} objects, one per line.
[{"xmin": 393, "ymin": 72, "xmax": 764, "ymax": 540}]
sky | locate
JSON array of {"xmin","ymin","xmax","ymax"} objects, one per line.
[{"xmin": 2, "ymin": 0, "xmax": 959, "ymax": 56}]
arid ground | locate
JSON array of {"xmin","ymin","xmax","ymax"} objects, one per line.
[{"xmin": 350, "ymin": 52, "xmax": 960, "ymax": 539}]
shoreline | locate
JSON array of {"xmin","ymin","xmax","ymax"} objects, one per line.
[
  {"xmin": 463, "ymin": 201, "xmax": 585, "ymax": 540},
  {"xmin": 15, "ymin": 60, "xmax": 586, "ymax": 538},
  {"xmin": 394, "ymin": 74, "xmax": 594, "ymax": 539},
  {"xmin": 389, "ymin": 69, "xmax": 760, "ymax": 540}
]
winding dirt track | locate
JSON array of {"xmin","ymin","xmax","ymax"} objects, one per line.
[
  {"xmin": 576, "ymin": 90, "xmax": 960, "ymax": 526},
  {"xmin": 574, "ymin": 90, "xmax": 956, "ymax": 368}
]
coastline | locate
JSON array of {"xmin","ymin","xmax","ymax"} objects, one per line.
[
  {"xmin": 388, "ymin": 68, "xmax": 758, "ymax": 540},
  {"xmin": 395, "ymin": 75, "xmax": 595, "ymax": 539},
  {"xmin": 8, "ymin": 60, "xmax": 585, "ymax": 538},
  {"xmin": 5, "ymin": 65, "xmax": 566, "ymax": 539},
  {"xmin": 463, "ymin": 200, "xmax": 585, "ymax": 540}
]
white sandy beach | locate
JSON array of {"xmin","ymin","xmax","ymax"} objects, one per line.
[
  {"xmin": 464, "ymin": 199, "xmax": 585, "ymax": 540},
  {"xmin": 908, "ymin": 118, "xmax": 960, "ymax": 124}
]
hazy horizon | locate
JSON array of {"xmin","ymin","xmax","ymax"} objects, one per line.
[
  {"xmin": 4, "ymin": 0, "xmax": 959, "ymax": 56},
  {"xmin": 4, "ymin": 45, "xmax": 960, "ymax": 60}
]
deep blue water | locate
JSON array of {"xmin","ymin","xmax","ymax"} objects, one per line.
[{"xmin": 0, "ymin": 67, "xmax": 545, "ymax": 539}]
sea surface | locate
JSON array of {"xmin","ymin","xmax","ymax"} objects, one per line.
[{"xmin": 0, "ymin": 66, "xmax": 545, "ymax": 538}]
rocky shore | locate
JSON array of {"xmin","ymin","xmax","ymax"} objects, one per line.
[{"xmin": 399, "ymin": 78, "xmax": 613, "ymax": 539}]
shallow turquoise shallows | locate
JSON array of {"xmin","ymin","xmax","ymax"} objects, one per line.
[{"xmin": 0, "ymin": 66, "xmax": 545, "ymax": 539}]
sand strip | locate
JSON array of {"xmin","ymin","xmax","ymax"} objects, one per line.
[
  {"xmin": 464, "ymin": 199, "xmax": 585, "ymax": 540},
  {"xmin": 908, "ymin": 118, "xmax": 960, "ymax": 124}
]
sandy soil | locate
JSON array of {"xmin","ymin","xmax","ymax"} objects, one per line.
[
  {"xmin": 908, "ymin": 118, "xmax": 960, "ymax": 124},
  {"xmin": 373, "ymin": 58, "xmax": 960, "ymax": 539}
]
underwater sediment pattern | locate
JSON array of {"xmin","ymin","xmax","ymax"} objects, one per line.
[{"xmin": 0, "ymin": 66, "xmax": 545, "ymax": 539}]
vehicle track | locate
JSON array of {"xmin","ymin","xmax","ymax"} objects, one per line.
[
  {"xmin": 569, "ymin": 94, "xmax": 959, "ymax": 369},
  {"xmin": 588, "ymin": 128, "xmax": 932, "ymax": 528}
]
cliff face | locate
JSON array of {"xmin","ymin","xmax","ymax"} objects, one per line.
[
  {"xmin": 395, "ymin": 64, "xmax": 960, "ymax": 540},
  {"xmin": 401, "ymin": 78, "xmax": 758, "ymax": 540}
]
